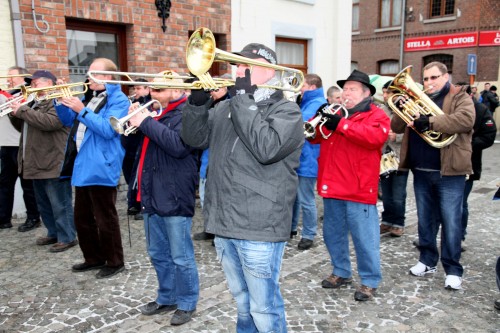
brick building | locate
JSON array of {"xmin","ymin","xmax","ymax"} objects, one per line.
[{"xmin": 351, "ymin": 0, "xmax": 500, "ymax": 84}]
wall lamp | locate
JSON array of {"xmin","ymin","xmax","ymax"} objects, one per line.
[{"xmin": 155, "ymin": 0, "xmax": 172, "ymax": 33}]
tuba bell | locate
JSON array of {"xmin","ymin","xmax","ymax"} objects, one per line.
[{"xmin": 387, "ymin": 66, "xmax": 457, "ymax": 148}]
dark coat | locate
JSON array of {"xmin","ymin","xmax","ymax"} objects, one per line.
[{"xmin": 470, "ymin": 102, "xmax": 496, "ymax": 180}]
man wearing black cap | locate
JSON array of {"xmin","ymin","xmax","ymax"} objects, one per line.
[
  {"xmin": 9, "ymin": 70, "xmax": 77, "ymax": 252},
  {"xmin": 182, "ymin": 43, "xmax": 303, "ymax": 332},
  {"xmin": 309, "ymin": 69, "xmax": 389, "ymax": 301},
  {"xmin": 0, "ymin": 66, "xmax": 40, "ymax": 231}
]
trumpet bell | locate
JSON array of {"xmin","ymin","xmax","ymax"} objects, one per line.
[{"xmin": 109, "ymin": 116, "xmax": 125, "ymax": 135}]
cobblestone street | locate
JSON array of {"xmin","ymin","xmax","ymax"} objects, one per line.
[{"xmin": 1, "ymin": 141, "xmax": 499, "ymax": 333}]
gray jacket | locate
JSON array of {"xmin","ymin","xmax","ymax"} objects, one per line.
[{"xmin": 182, "ymin": 91, "xmax": 303, "ymax": 242}]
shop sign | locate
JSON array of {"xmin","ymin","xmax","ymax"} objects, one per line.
[
  {"xmin": 404, "ymin": 32, "xmax": 478, "ymax": 52},
  {"xmin": 478, "ymin": 31, "xmax": 500, "ymax": 46}
]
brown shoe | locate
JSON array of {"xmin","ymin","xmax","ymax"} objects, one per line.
[
  {"xmin": 49, "ymin": 239, "xmax": 78, "ymax": 253},
  {"xmin": 390, "ymin": 227, "xmax": 404, "ymax": 237},
  {"xmin": 380, "ymin": 224, "xmax": 392, "ymax": 234},
  {"xmin": 36, "ymin": 236, "xmax": 58, "ymax": 246},
  {"xmin": 321, "ymin": 274, "xmax": 353, "ymax": 288},
  {"xmin": 354, "ymin": 285, "xmax": 376, "ymax": 301}
]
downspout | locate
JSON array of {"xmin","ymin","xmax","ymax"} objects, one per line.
[
  {"xmin": 9, "ymin": 0, "xmax": 25, "ymax": 67},
  {"xmin": 399, "ymin": 0, "xmax": 406, "ymax": 70}
]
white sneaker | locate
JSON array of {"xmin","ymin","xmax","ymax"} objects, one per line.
[
  {"xmin": 409, "ymin": 261, "xmax": 437, "ymax": 277},
  {"xmin": 445, "ymin": 275, "xmax": 462, "ymax": 290}
]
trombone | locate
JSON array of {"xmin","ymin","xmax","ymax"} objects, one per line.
[
  {"xmin": 110, "ymin": 99, "xmax": 161, "ymax": 136},
  {"xmin": 87, "ymin": 70, "xmax": 234, "ymax": 90},
  {"xmin": 0, "ymin": 93, "xmax": 36, "ymax": 117},
  {"xmin": 21, "ymin": 82, "xmax": 89, "ymax": 102},
  {"xmin": 186, "ymin": 27, "xmax": 304, "ymax": 92}
]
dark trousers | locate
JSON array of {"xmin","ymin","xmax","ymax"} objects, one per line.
[
  {"xmin": 122, "ymin": 155, "xmax": 140, "ymax": 211},
  {"xmin": 0, "ymin": 146, "xmax": 39, "ymax": 223},
  {"xmin": 74, "ymin": 186, "xmax": 124, "ymax": 267}
]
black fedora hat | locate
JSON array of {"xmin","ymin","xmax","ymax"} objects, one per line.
[{"xmin": 337, "ymin": 70, "xmax": 376, "ymax": 96}]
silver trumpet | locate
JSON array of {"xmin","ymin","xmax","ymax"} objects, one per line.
[
  {"xmin": 110, "ymin": 99, "xmax": 161, "ymax": 136},
  {"xmin": 0, "ymin": 93, "xmax": 36, "ymax": 117},
  {"xmin": 304, "ymin": 100, "xmax": 348, "ymax": 139}
]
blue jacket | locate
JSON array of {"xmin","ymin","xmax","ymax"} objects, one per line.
[
  {"xmin": 138, "ymin": 97, "xmax": 199, "ymax": 217},
  {"xmin": 56, "ymin": 84, "xmax": 129, "ymax": 187},
  {"xmin": 297, "ymin": 88, "xmax": 325, "ymax": 177}
]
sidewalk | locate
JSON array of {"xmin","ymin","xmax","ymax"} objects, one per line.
[{"xmin": 0, "ymin": 142, "xmax": 499, "ymax": 332}]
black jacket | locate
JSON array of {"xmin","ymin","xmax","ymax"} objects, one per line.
[{"xmin": 470, "ymin": 101, "xmax": 496, "ymax": 180}]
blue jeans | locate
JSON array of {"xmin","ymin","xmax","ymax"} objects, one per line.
[
  {"xmin": 214, "ymin": 237, "xmax": 287, "ymax": 333},
  {"xmin": 143, "ymin": 214, "xmax": 199, "ymax": 311},
  {"xmin": 413, "ymin": 170, "xmax": 465, "ymax": 276},
  {"xmin": 291, "ymin": 176, "xmax": 317, "ymax": 240},
  {"xmin": 380, "ymin": 171, "xmax": 409, "ymax": 228},
  {"xmin": 461, "ymin": 178, "xmax": 473, "ymax": 240},
  {"xmin": 323, "ymin": 198, "xmax": 381, "ymax": 288},
  {"xmin": 32, "ymin": 178, "xmax": 75, "ymax": 243}
]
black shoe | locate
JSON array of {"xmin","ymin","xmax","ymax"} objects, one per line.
[
  {"xmin": 72, "ymin": 262, "xmax": 106, "ymax": 272},
  {"xmin": 96, "ymin": 265, "xmax": 125, "ymax": 279},
  {"xmin": 127, "ymin": 207, "xmax": 140, "ymax": 215},
  {"xmin": 412, "ymin": 239, "xmax": 420, "ymax": 248},
  {"xmin": 134, "ymin": 213, "xmax": 143, "ymax": 220},
  {"xmin": 495, "ymin": 300, "xmax": 500, "ymax": 311},
  {"xmin": 0, "ymin": 221, "xmax": 13, "ymax": 229},
  {"xmin": 139, "ymin": 301, "xmax": 177, "ymax": 316},
  {"xmin": 193, "ymin": 231, "xmax": 215, "ymax": 240},
  {"xmin": 298, "ymin": 238, "xmax": 313, "ymax": 250},
  {"xmin": 171, "ymin": 309, "xmax": 195, "ymax": 326},
  {"xmin": 17, "ymin": 218, "xmax": 41, "ymax": 232},
  {"xmin": 290, "ymin": 230, "xmax": 298, "ymax": 239}
]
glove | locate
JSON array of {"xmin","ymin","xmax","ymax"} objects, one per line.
[
  {"xmin": 229, "ymin": 69, "xmax": 257, "ymax": 96},
  {"xmin": 189, "ymin": 88, "xmax": 211, "ymax": 106},
  {"xmin": 323, "ymin": 113, "xmax": 342, "ymax": 132},
  {"xmin": 315, "ymin": 103, "xmax": 328, "ymax": 117},
  {"xmin": 413, "ymin": 115, "xmax": 430, "ymax": 133}
]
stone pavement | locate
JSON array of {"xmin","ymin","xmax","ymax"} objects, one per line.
[{"xmin": 1, "ymin": 140, "xmax": 500, "ymax": 333}]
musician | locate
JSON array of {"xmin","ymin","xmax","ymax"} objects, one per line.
[
  {"xmin": 56, "ymin": 58, "xmax": 129, "ymax": 279},
  {"xmin": 127, "ymin": 73, "xmax": 199, "ymax": 325},
  {"xmin": 310, "ymin": 70, "xmax": 389, "ymax": 301},
  {"xmin": 379, "ymin": 80, "xmax": 409, "ymax": 237},
  {"xmin": 290, "ymin": 73, "xmax": 324, "ymax": 250},
  {"xmin": 0, "ymin": 66, "xmax": 40, "ymax": 231},
  {"xmin": 9, "ymin": 70, "xmax": 77, "ymax": 252},
  {"xmin": 391, "ymin": 61, "xmax": 474, "ymax": 290},
  {"xmin": 181, "ymin": 43, "xmax": 303, "ymax": 332}
]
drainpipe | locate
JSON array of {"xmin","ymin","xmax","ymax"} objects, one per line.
[
  {"xmin": 399, "ymin": 0, "xmax": 406, "ymax": 70},
  {"xmin": 9, "ymin": 0, "xmax": 26, "ymax": 67}
]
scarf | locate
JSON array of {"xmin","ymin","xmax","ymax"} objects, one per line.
[
  {"xmin": 136, "ymin": 96, "xmax": 187, "ymax": 202},
  {"xmin": 346, "ymin": 96, "xmax": 373, "ymax": 117}
]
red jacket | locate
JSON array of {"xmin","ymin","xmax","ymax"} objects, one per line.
[{"xmin": 310, "ymin": 103, "xmax": 389, "ymax": 204}]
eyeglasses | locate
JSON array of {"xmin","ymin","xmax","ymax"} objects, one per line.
[{"xmin": 423, "ymin": 75, "xmax": 442, "ymax": 82}]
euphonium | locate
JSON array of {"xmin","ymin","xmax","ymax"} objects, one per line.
[
  {"xmin": 110, "ymin": 99, "xmax": 161, "ymax": 136},
  {"xmin": 387, "ymin": 66, "xmax": 457, "ymax": 148},
  {"xmin": 304, "ymin": 100, "xmax": 348, "ymax": 139},
  {"xmin": 0, "ymin": 92, "xmax": 36, "ymax": 117}
]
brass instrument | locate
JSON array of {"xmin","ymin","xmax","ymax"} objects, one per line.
[
  {"xmin": 304, "ymin": 101, "xmax": 348, "ymax": 139},
  {"xmin": 87, "ymin": 70, "xmax": 234, "ymax": 90},
  {"xmin": 387, "ymin": 66, "xmax": 457, "ymax": 148},
  {"xmin": 0, "ymin": 74, "xmax": 32, "ymax": 79},
  {"xmin": 380, "ymin": 150, "xmax": 400, "ymax": 177},
  {"xmin": 0, "ymin": 92, "xmax": 36, "ymax": 117},
  {"xmin": 186, "ymin": 27, "xmax": 304, "ymax": 91},
  {"xmin": 110, "ymin": 99, "xmax": 161, "ymax": 136},
  {"xmin": 21, "ymin": 82, "xmax": 89, "ymax": 102}
]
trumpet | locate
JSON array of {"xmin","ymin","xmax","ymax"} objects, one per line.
[
  {"xmin": 21, "ymin": 82, "xmax": 89, "ymax": 102},
  {"xmin": 186, "ymin": 27, "xmax": 304, "ymax": 91},
  {"xmin": 304, "ymin": 100, "xmax": 348, "ymax": 139},
  {"xmin": 110, "ymin": 99, "xmax": 161, "ymax": 136},
  {"xmin": 0, "ymin": 93, "xmax": 36, "ymax": 117},
  {"xmin": 87, "ymin": 70, "xmax": 234, "ymax": 90}
]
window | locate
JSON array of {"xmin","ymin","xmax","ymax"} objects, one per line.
[
  {"xmin": 352, "ymin": 0, "xmax": 360, "ymax": 31},
  {"xmin": 430, "ymin": 0, "xmax": 455, "ymax": 18},
  {"xmin": 66, "ymin": 19, "xmax": 127, "ymax": 85},
  {"xmin": 275, "ymin": 37, "xmax": 308, "ymax": 74},
  {"xmin": 379, "ymin": 60, "xmax": 399, "ymax": 76},
  {"xmin": 380, "ymin": 0, "xmax": 403, "ymax": 27}
]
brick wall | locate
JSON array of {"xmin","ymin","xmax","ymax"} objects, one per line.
[{"xmin": 18, "ymin": 0, "xmax": 231, "ymax": 78}]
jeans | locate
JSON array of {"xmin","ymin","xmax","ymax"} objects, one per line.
[
  {"xmin": 214, "ymin": 237, "xmax": 287, "ymax": 333},
  {"xmin": 413, "ymin": 170, "xmax": 465, "ymax": 276},
  {"xmin": 0, "ymin": 146, "xmax": 39, "ymax": 222},
  {"xmin": 461, "ymin": 178, "xmax": 474, "ymax": 240},
  {"xmin": 144, "ymin": 213, "xmax": 199, "ymax": 311},
  {"xmin": 199, "ymin": 177, "xmax": 206, "ymax": 209},
  {"xmin": 33, "ymin": 178, "xmax": 76, "ymax": 243},
  {"xmin": 380, "ymin": 171, "xmax": 409, "ymax": 228},
  {"xmin": 323, "ymin": 198, "xmax": 382, "ymax": 288},
  {"xmin": 291, "ymin": 176, "xmax": 317, "ymax": 240}
]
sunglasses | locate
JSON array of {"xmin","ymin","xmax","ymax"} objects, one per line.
[{"xmin": 423, "ymin": 75, "xmax": 441, "ymax": 82}]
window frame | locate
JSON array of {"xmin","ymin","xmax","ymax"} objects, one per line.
[
  {"xmin": 352, "ymin": 0, "xmax": 360, "ymax": 31},
  {"xmin": 379, "ymin": 0, "xmax": 403, "ymax": 28},
  {"xmin": 275, "ymin": 37, "xmax": 308, "ymax": 74},
  {"xmin": 429, "ymin": 0, "xmax": 455, "ymax": 18}
]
